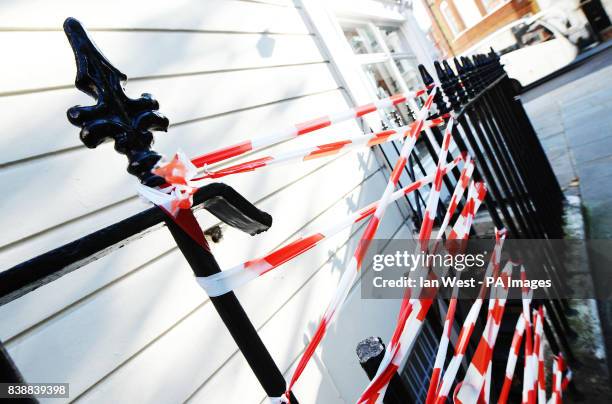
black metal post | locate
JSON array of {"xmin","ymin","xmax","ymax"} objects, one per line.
[
  {"xmin": 63, "ymin": 18, "xmax": 296, "ymax": 402},
  {"xmin": 356, "ymin": 337, "xmax": 412, "ymax": 404},
  {"xmin": 0, "ymin": 340, "xmax": 37, "ymax": 403}
]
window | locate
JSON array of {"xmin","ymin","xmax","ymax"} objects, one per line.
[
  {"xmin": 440, "ymin": 1, "xmax": 461, "ymax": 37},
  {"xmin": 341, "ymin": 23, "xmax": 425, "ymax": 125},
  {"xmin": 394, "ymin": 57, "xmax": 420, "ymax": 92},
  {"xmin": 343, "ymin": 27, "xmax": 383, "ymax": 55},
  {"xmin": 362, "ymin": 62, "xmax": 401, "ymax": 98},
  {"xmin": 454, "ymin": 0, "xmax": 483, "ymax": 28},
  {"xmin": 481, "ymin": 0, "xmax": 508, "ymax": 14}
]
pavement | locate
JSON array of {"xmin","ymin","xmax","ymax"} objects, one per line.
[
  {"xmin": 522, "ymin": 43, "xmax": 612, "ymax": 394},
  {"xmin": 523, "ymin": 44, "xmax": 612, "ymax": 204},
  {"xmin": 523, "ymin": 44, "xmax": 612, "ymax": 240},
  {"xmin": 522, "ymin": 40, "xmax": 612, "ymax": 93}
]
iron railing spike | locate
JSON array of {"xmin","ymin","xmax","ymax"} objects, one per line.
[{"xmin": 64, "ymin": 17, "xmax": 169, "ymax": 186}]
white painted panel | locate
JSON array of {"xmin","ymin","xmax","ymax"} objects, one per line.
[
  {"xmin": 0, "ymin": 148, "xmax": 379, "ymax": 342},
  {"xmin": 0, "ymin": 0, "xmax": 309, "ymax": 34},
  {"xmin": 4, "ymin": 153, "xmax": 391, "ymax": 401},
  {"xmin": 256, "ymin": 226, "xmax": 411, "ymax": 404},
  {"xmin": 69, "ymin": 194, "xmax": 405, "ymax": 403},
  {"xmin": 0, "ymin": 62, "xmax": 337, "ymax": 164},
  {"xmin": 0, "ymin": 64, "xmax": 343, "ymax": 248},
  {"xmin": 0, "ymin": 31, "xmax": 324, "ymax": 95},
  {"xmin": 0, "ymin": 229, "xmax": 176, "ymax": 342},
  {"xmin": 189, "ymin": 336, "xmax": 345, "ymax": 404},
  {"xmin": 0, "ymin": 90, "xmax": 355, "ymax": 268},
  {"xmin": 317, "ymin": 229, "xmax": 415, "ymax": 402}
]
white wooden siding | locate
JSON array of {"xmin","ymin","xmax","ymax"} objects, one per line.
[{"xmin": 0, "ymin": 1, "xmax": 413, "ymax": 403}]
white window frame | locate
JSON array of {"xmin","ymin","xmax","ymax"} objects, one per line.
[
  {"xmin": 481, "ymin": 0, "xmax": 511, "ymax": 15},
  {"xmin": 440, "ymin": 0, "xmax": 461, "ymax": 37}
]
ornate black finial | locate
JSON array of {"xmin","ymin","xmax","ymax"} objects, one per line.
[
  {"xmin": 487, "ymin": 48, "xmax": 504, "ymax": 79},
  {"xmin": 418, "ymin": 64, "xmax": 435, "ymax": 87},
  {"xmin": 442, "ymin": 60, "xmax": 462, "ymax": 111},
  {"xmin": 453, "ymin": 58, "xmax": 469, "ymax": 104},
  {"xmin": 458, "ymin": 57, "xmax": 474, "ymax": 98},
  {"xmin": 467, "ymin": 56, "xmax": 485, "ymax": 92},
  {"xmin": 64, "ymin": 17, "xmax": 169, "ymax": 186},
  {"xmin": 418, "ymin": 64, "xmax": 447, "ymax": 116},
  {"xmin": 433, "ymin": 61, "xmax": 456, "ymax": 114}
]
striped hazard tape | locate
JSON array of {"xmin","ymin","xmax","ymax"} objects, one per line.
[
  {"xmin": 191, "ymin": 117, "xmax": 447, "ymax": 181},
  {"xmin": 434, "ymin": 228, "xmax": 507, "ymax": 404},
  {"xmin": 190, "ymin": 87, "xmax": 432, "ymax": 168},
  {"xmin": 498, "ymin": 314, "xmax": 527, "ymax": 404},
  {"xmin": 196, "ymin": 156, "xmax": 462, "ymax": 297},
  {"xmin": 358, "ymin": 179, "xmax": 488, "ymax": 403},
  {"xmin": 280, "ymin": 89, "xmax": 438, "ymax": 402},
  {"xmin": 454, "ymin": 261, "xmax": 514, "ymax": 403}
]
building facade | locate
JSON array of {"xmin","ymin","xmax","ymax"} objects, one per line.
[
  {"xmin": 0, "ymin": 0, "xmax": 451, "ymax": 402},
  {"xmin": 422, "ymin": 0, "xmax": 541, "ymax": 55}
]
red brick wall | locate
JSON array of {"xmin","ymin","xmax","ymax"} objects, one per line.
[{"xmin": 425, "ymin": 0, "xmax": 540, "ymax": 56}]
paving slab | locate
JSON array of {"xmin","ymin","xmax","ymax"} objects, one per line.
[{"xmin": 523, "ymin": 46, "xmax": 612, "ymax": 395}]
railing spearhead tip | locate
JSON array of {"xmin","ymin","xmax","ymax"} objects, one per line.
[
  {"xmin": 434, "ymin": 60, "xmax": 446, "ymax": 82},
  {"xmin": 63, "ymin": 18, "xmax": 127, "ymax": 98},
  {"xmin": 418, "ymin": 64, "xmax": 434, "ymax": 86},
  {"xmin": 453, "ymin": 57, "xmax": 464, "ymax": 73},
  {"xmin": 442, "ymin": 60, "xmax": 455, "ymax": 78},
  {"xmin": 63, "ymin": 17, "xmax": 167, "ymax": 186}
]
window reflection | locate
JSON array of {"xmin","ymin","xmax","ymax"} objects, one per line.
[
  {"xmin": 394, "ymin": 57, "xmax": 421, "ymax": 91},
  {"xmin": 361, "ymin": 62, "xmax": 412, "ymax": 125},
  {"xmin": 343, "ymin": 27, "xmax": 382, "ymax": 54}
]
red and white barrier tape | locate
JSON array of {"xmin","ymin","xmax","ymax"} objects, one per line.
[
  {"xmin": 196, "ymin": 156, "xmax": 462, "ymax": 297},
  {"xmin": 136, "ymin": 151, "xmax": 199, "ymax": 217},
  {"xmin": 358, "ymin": 181, "xmax": 488, "ymax": 403},
  {"xmin": 559, "ymin": 354, "xmax": 572, "ymax": 393},
  {"xmin": 192, "ymin": 118, "xmax": 446, "ymax": 181},
  {"xmin": 139, "ymin": 118, "xmax": 448, "ymax": 215},
  {"xmin": 455, "ymin": 261, "xmax": 513, "ymax": 403},
  {"xmin": 190, "ymin": 88, "xmax": 431, "ymax": 168},
  {"xmin": 356, "ymin": 119, "xmax": 462, "ymax": 403},
  {"xmin": 498, "ymin": 314, "xmax": 527, "ymax": 404},
  {"xmin": 434, "ymin": 228, "xmax": 507, "ymax": 404},
  {"xmin": 521, "ymin": 266, "xmax": 537, "ymax": 404},
  {"xmin": 434, "ymin": 156, "xmax": 475, "ymax": 241},
  {"xmin": 418, "ymin": 118, "xmax": 455, "ymax": 249},
  {"xmin": 279, "ymin": 90, "xmax": 438, "ymax": 402},
  {"xmin": 549, "ymin": 355, "xmax": 563, "ymax": 404},
  {"xmin": 534, "ymin": 307, "xmax": 546, "ymax": 404},
  {"xmin": 425, "ymin": 158, "xmax": 476, "ymax": 404}
]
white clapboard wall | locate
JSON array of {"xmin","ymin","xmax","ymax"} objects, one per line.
[{"xmin": 0, "ymin": 1, "xmax": 414, "ymax": 402}]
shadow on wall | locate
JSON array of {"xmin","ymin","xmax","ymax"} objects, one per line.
[{"xmin": 257, "ymin": 31, "xmax": 276, "ymax": 58}]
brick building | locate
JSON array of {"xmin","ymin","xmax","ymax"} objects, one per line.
[{"xmin": 423, "ymin": 0, "xmax": 541, "ymax": 55}]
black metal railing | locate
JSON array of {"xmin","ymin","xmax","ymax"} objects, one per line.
[
  {"xmin": 0, "ymin": 19, "xmax": 575, "ymax": 404},
  {"xmin": 356, "ymin": 51, "xmax": 576, "ymax": 403}
]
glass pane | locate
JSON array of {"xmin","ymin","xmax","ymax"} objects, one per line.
[
  {"xmin": 454, "ymin": 0, "xmax": 483, "ymax": 28},
  {"xmin": 361, "ymin": 62, "xmax": 412, "ymax": 125},
  {"xmin": 441, "ymin": 1, "xmax": 461, "ymax": 36},
  {"xmin": 482, "ymin": 0, "xmax": 506, "ymax": 13},
  {"xmin": 394, "ymin": 57, "xmax": 421, "ymax": 91},
  {"xmin": 343, "ymin": 27, "xmax": 382, "ymax": 54},
  {"xmin": 380, "ymin": 27, "xmax": 404, "ymax": 54},
  {"xmin": 362, "ymin": 62, "xmax": 401, "ymax": 97}
]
